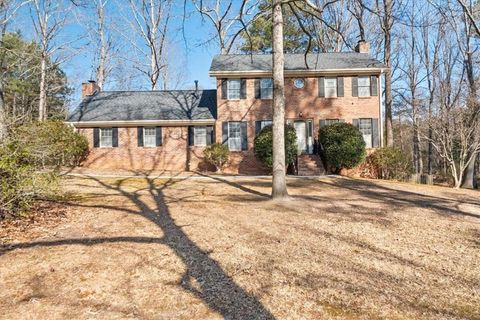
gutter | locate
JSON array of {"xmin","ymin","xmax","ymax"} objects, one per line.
[
  {"xmin": 66, "ymin": 119, "xmax": 216, "ymax": 128},
  {"xmin": 209, "ymin": 68, "xmax": 386, "ymax": 77}
]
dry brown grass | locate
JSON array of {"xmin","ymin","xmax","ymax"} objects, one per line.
[{"xmin": 1, "ymin": 174, "xmax": 479, "ymax": 319}]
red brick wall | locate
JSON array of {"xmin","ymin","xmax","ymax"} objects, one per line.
[
  {"xmin": 215, "ymin": 76, "xmax": 381, "ymax": 174},
  {"xmin": 77, "ymin": 127, "xmax": 214, "ymax": 172}
]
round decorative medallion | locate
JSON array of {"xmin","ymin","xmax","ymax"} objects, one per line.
[{"xmin": 294, "ymin": 78, "xmax": 305, "ymax": 89}]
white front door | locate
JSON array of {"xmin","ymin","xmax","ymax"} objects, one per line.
[{"xmin": 294, "ymin": 121, "xmax": 307, "ymax": 154}]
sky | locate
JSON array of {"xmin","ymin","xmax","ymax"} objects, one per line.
[{"xmin": 11, "ymin": 1, "xmax": 232, "ymax": 108}]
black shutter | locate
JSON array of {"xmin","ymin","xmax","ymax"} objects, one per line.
[
  {"xmin": 188, "ymin": 126, "xmax": 194, "ymax": 146},
  {"xmin": 255, "ymin": 121, "xmax": 262, "ymax": 135},
  {"xmin": 240, "ymin": 121, "xmax": 248, "ymax": 151},
  {"xmin": 221, "ymin": 79, "xmax": 227, "ymax": 99},
  {"xmin": 222, "ymin": 122, "xmax": 228, "ymax": 145},
  {"xmin": 206, "ymin": 126, "xmax": 214, "ymax": 145},
  {"xmin": 372, "ymin": 118, "xmax": 379, "ymax": 147},
  {"xmin": 156, "ymin": 127, "xmax": 162, "ymax": 146},
  {"xmin": 255, "ymin": 79, "xmax": 261, "ymax": 99},
  {"xmin": 240, "ymin": 78, "xmax": 247, "ymax": 99},
  {"xmin": 352, "ymin": 76, "xmax": 358, "ymax": 97},
  {"xmin": 337, "ymin": 76, "xmax": 344, "ymax": 97},
  {"xmin": 137, "ymin": 127, "xmax": 144, "ymax": 147},
  {"xmin": 93, "ymin": 128, "xmax": 99, "ymax": 147},
  {"xmin": 319, "ymin": 120, "xmax": 326, "ymax": 129},
  {"xmin": 318, "ymin": 77, "xmax": 325, "ymax": 97},
  {"xmin": 370, "ymin": 76, "xmax": 378, "ymax": 96},
  {"xmin": 112, "ymin": 127, "xmax": 118, "ymax": 147}
]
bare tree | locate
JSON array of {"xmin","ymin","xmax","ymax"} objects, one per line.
[
  {"xmin": 271, "ymin": 0, "xmax": 288, "ymax": 199},
  {"xmin": 92, "ymin": 0, "xmax": 111, "ymax": 89},
  {"xmin": 30, "ymin": 0, "xmax": 70, "ymax": 121},
  {"xmin": 122, "ymin": 0, "xmax": 172, "ymax": 90}
]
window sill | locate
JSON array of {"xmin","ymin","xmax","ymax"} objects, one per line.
[{"xmin": 357, "ymin": 96, "xmax": 372, "ymax": 99}]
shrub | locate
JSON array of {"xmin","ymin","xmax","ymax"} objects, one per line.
[
  {"xmin": 319, "ymin": 122, "xmax": 366, "ymax": 173},
  {"xmin": 371, "ymin": 147, "xmax": 412, "ymax": 180},
  {"xmin": 253, "ymin": 124, "xmax": 297, "ymax": 168},
  {"xmin": 13, "ymin": 120, "xmax": 89, "ymax": 169},
  {"xmin": 203, "ymin": 143, "xmax": 229, "ymax": 173},
  {"xmin": 1, "ymin": 121, "xmax": 88, "ymax": 219}
]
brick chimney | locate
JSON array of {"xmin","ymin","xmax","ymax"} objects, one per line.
[
  {"xmin": 355, "ymin": 40, "xmax": 370, "ymax": 54},
  {"xmin": 82, "ymin": 80, "xmax": 100, "ymax": 98}
]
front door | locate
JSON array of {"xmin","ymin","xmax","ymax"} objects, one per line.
[{"xmin": 294, "ymin": 121, "xmax": 307, "ymax": 154}]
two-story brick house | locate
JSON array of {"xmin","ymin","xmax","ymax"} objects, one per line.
[{"xmin": 67, "ymin": 42, "xmax": 386, "ymax": 174}]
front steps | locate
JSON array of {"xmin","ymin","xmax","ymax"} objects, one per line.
[{"xmin": 297, "ymin": 154, "xmax": 326, "ymax": 176}]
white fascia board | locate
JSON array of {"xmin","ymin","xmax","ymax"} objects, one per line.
[
  {"xmin": 66, "ymin": 119, "xmax": 216, "ymax": 127},
  {"xmin": 209, "ymin": 68, "xmax": 386, "ymax": 77}
]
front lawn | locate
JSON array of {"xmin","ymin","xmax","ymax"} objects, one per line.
[{"xmin": 1, "ymin": 175, "xmax": 479, "ymax": 319}]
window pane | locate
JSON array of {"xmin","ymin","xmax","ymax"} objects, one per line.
[
  {"xmin": 228, "ymin": 79, "xmax": 241, "ymax": 99},
  {"xmin": 358, "ymin": 86, "xmax": 370, "ymax": 97},
  {"xmin": 260, "ymin": 120, "xmax": 272, "ymax": 129},
  {"xmin": 325, "ymin": 119, "xmax": 340, "ymax": 126},
  {"xmin": 228, "ymin": 122, "xmax": 242, "ymax": 150},
  {"xmin": 359, "ymin": 118, "xmax": 372, "ymax": 148},
  {"xmin": 194, "ymin": 126, "xmax": 207, "ymax": 146},
  {"xmin": 358, "ymin": 76, "xmax": 370, "ymax": 86},
  {"xmin": 144, "ymin": 127, "xmax": 156, "ymax": 147},
  {"xmin": 324, "ymin": 77, "xmax": 337, "ymax": 97},
  {"xmin": 100, "ymin": 128, "xmax": 112, "ymax": 147}
]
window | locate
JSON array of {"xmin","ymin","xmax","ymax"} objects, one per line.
[
  {"xmin": 358, "ymin": 76, "xmax": 371, "ymax": 97},
  {"xmin": 259, "ymin": 120, "xmax": 272, "ymax": 130},
  {"xmin": 294, "ymin": 78, "xmax": 305, "ymax": 89},
  {"xmin": 143, "ymin": 127, "xmax": 156, "ymax": 147},
  {"xmin": 228, "ymin": 122, "xmax": 242, "ymax": 151},
  {"xmin": 325, "ymin": 119, "xmax": 340, "ymax": 126},
  {"xmin": 100, "ymin": 128, "xmax": 112, "ymax": 147},
  {"xmin": 227, "ymin": 79, "xmax": 241, "ymax": 99},
  {"xmin": 324, "ymin": 77, "xmax": 337, "ymax": 97},
  {"xmin": 358, "ymin": 118, "xmax": 372, "ymax": 148},
  {"xmin": 194, "ymin": 126, "xmax": 207, "ymax": 146},
  {"xmin": 260, "ymin": 78, "xmax": 273, "ymax": 99}
]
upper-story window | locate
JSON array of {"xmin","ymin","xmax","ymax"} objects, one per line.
[
  {"xmin": 324, "ymin": 77, "xmax": 337, "ymax": 97},
  {"xmin": 100, "ymin": 128, "xmax": 113, "ymax": 147},
  {"xmin": 358, "ymin": 76, "xmax": 371, "ymax": 97},
  {"xmin": 227, "ymin": 79, "xmax": 241, "ymax": 99},
  {"xmin": 260, "ymin": 78, "xmax": 273, "ymax": 99}
]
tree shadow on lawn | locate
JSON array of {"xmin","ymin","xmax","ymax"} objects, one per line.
[{"xmin": 1, "ymin": 173, "xmax": 276, "ymax": 320}]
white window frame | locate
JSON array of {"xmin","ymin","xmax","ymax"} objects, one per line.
[
  {"xmin": 99, "ymin": 128, "xmax": 113, "ymax": 148},
  {"xmin": 260, "ymin": 78, "xmax": 273, "ymax": 99},
  {"xmin": 358, "ymin": 76, "xmax": 371, "ymax": 97},
  {"xmin": 143, "ymin": 127, "xmax": 156, "ymax": 147},
  {"xmin": 227, "ymin": 79, "xmax": 241, "ymax": 100},
  {"xmin": 324, "ymin": 77, "xmax": 337, "ymax": 98},
  {"xmin": 194, "ymin": 126, "xmax": 207, "ymax": 146},
  {"xmin": 260, "ymin": 120, "xmax": 272, "ymax": 130},
  {"xmin": 228, "ymin": 122, "xmax": 242, "ymax": 151},
  {"xmin": 358, "ymin": 118, "xmax": 373, "ymax": 148}
]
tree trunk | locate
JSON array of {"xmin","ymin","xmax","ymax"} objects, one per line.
[
  {"xmin": 38, "ymin": 53, "xmax": 47, "ymax": 121},
  {"xmin": 384, "ymin": 0, "xmax": 394, "ymax": 147},
  {"xmin": 461, "ymin": 152, "xmax": 478, "ymax": 189},
  {"xmin": 96, "ymin": 1, "xmax": 106, "ymax": 88},
  {"xmin": 271, "ymin": 0, "xmax": 288, "ymax": 199}
]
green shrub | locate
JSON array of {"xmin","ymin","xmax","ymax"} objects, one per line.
[
  {"xmin": 253, "ymin": 124, "xmax": 297, "ymax": 168},
  {"xmin": 13, "ymin": 120, "xmax": 89, "ymax": 169},
  {"xmin": 371, "ymin": 147, "xmax": 412, "ymax": 180},
  {"xmin": 319, "ymin": 122, "xmax": 366, "ymax": 173},
  {"xmin": 203, "ymin": 143, "xmax": 229, "ymax": 173},
  {"xmin": 1, "ymin": 121, "xmax": 88, "ymax": 219}
]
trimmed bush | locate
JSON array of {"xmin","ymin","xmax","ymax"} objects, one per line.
[
  {"xmin": 319, "ymin": 122, "xmax": 366, "ymax": 173},
  {"xmin": 253, "ymin": 124, "xmax": 297, "ymax": 168},
  {"xmin": 371, "ymin": 147, "xmax": 412, "ymax": 180},
  {"xmin": 203, "ymin": 143, "xmax": 229, "ymax": 173}
]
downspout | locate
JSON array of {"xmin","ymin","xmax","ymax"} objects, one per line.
[{"xmin": 379, "ymin": 70, "xmax": 385, "ymax": 147}]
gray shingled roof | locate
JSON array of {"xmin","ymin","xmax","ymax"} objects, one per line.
[
  {"xmin": 67, "ymin": 90, "xmax": 217, "ymax": 122},
  {"xmin": 210, "ymin": 53, "xmax": 385, "ymax": 72}
]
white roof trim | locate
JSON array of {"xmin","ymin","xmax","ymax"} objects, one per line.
[
  {"xmin": 67, "ymin": 119, "xmax": 216, "ymax": 127},
  {"xmin": 209, "ymin": 68, "xmax": 385, "ymax": 77}
]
